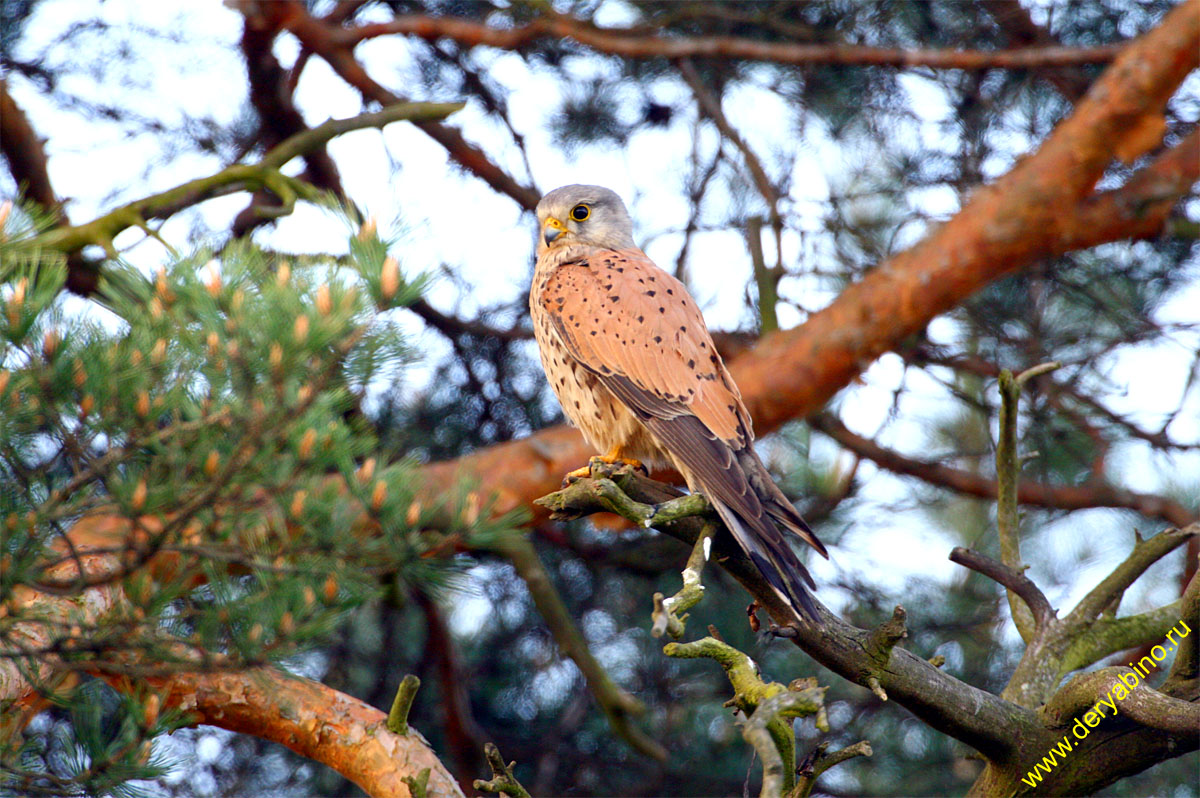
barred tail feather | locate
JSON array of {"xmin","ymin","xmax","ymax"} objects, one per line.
[{"xmin": 709, "ymin": 498, "xmax": 820, "ymax": 623}]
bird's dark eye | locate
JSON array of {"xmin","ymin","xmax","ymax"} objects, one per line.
[{"xmin": 570, "ymin": 204, "xmax": 590, "ymax": 222}]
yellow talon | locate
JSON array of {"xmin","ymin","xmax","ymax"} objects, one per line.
[
  {"xmin": 563, "ymin": 446, "xmax": 646, "ymax": 485},
  {"xmin": 596, "ymin": 445, "xmax": 643, "ymax": 471}
]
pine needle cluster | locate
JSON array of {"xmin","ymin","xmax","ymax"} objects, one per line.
[{"xmin": 0, "ymin": 206, "xmax": 519, "ymax": 795}]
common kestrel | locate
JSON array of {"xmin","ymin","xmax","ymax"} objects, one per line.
[{"xmin": 530, "ymin": 184, "xmax": 828, "ymax": 622}]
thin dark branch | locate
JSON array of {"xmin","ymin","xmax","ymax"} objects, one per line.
[
  {"xmin": 950, "ymin": 547, "xmax": 1055, "ymax": 629},
  {"xmin": 341, "ymin": 12, "xmax": 1125, "ymax": 71},
  {"xmin": 810, "ymin": 412, "xmax": 1197, "ymax": 527}
]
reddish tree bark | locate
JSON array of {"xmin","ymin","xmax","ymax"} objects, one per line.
[{"xmin": 421, "ymin": 1, "xmax": 1199, "ymax": 520}]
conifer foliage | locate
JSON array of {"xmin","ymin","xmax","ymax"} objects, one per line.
[{"xmin": 0, "ymin": 206, "xmax": 516, "ymax": 795}]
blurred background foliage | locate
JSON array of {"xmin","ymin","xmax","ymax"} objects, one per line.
[{"xmin": 1, "ymin": 0, "xmax": 1197, "ymax": 795}]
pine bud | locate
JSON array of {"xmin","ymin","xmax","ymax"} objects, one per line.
[
  {"xmin": 149, "ymin": 297, "xmax": 163, "ymax": 319},
  {"xmin": 0, "ymin": 370, "xmax": 9, "ymax": 397},
  {"xmin": 131, "ymin": 479, "xmax": 147, "ymax": 511},
  {"xmin": 303, "ymin": 586, "xmax": 316, "ymax": 608},
  {"xmin": 151, "ymin": 338, "xmax": 167, "ymax": 365},
  {"xmin": 297, "ymin": 384, "xmax": 313, "ymax": 404},
  {"xmin": 276, "ymin": 261, "xmax": 291, "ymax": 286},
  {"xmin": 79, "ymin": 394, "xmax": 94, "ymax": 419},
  {"xmin": 42, "ymin": 328, "xmax": 60, "ymax": 360},
  {"xmin": 72, "ymin": 360, "xmax": 86, "ymax": 388},
  {"xmin": 207, "ymin": 331, "xmax": 220, "ymax": 358},
  {"xmin": 371, "ymin": 479, "xmax": 387, "ymax": 511},
  {"xmin": 356, "ymin": 457, "xmax": 376, "ymax": 484},
  {"xmin": 232, "ymin": 289, "xmax": 245, "ymax": 312},
  {"xmin": 322, "ymin": 575, "xmax": 338, "ymax": 603},
  {"xmin": 298, "ymin": 429, "xmax": 316, "ymax": 460},
  {"xmin": 249, "ymin": 623, "xmax": 263, "ymax": 643},
  {"xmin": 204, "ymin": 265, "xmax": 222, "ymax": 297},
  {"xmin": 143, "ymin": 693, "xmax": 161, "ymax": 728},
  {"xmin": 136, "ymin": 391, "xmax": 151, "ymax": 418},
  {"xmin": 380, "ymin": 256, "xmax": 400, "ymax": 301},
  {"xmin": 131, "ymin": 349, "xmax": 143, "ymax": 367},
  {"xmin": 279, "ymin": 611, "xmax": 295, "ymax": 636},
  {"xmin": 463, "ymin": 491, "xmax": 480, "ymax": 526},
  {"xmin": 293, "ymin": 314, "xmax": 309, "ymax": 343},
  {"xmin": 204, "ymin": 450, "xmax": 220, "ymax": 477},
  {"xmin": 290, "ymin": 490, "xmax": 307, "ymax": 519},
  {"xmin": 7, "ymin": 278, "xmax": 26, "ymax": 327},
  {"xmin": 406, "ymin": 501, "xmax": 421, "ymax": 526},
  {"xmin": 10, "ymin": 278, "xmax": 26, "ymax": 309},
  {"xmin": 269, "ymin": 342, "xmax": 283, "ymax": 370},
  {"xmin": 357, "ymin": 215, "xmax": 377, "ymax": 240},
  {"xmin": 155, "ymin": 267, "xmax": 173, "ymax": 303},
  {"xmin": 315, "ymin": 284, "xmax": 332, "ymax": 317},
  {"xmin": 0, "ymin": 200, "xmax": 11, "ymax": 235}
]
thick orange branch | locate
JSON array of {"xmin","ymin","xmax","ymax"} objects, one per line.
[
  {"xmin": 135, "ymin": 667, "xmax": 464, "ymax": 798},
  {"xmin": 423, "ymin": 1, "xmax": 1199, "ymax": 519}
]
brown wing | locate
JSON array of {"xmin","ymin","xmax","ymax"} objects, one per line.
[
  {"xmin": 538, "ymin": 248, "xmax": 827, "ymax": 622},
  {"xmin": 537, "ymin": 248, "xmax": 751, "ymax": 446}
]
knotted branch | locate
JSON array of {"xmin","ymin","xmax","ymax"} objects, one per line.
[
  {"xmin": 792, "ymin": 740, "xmax": 874, "ymax": 798},
  {"xmin": 473, "ymin": 742, "xmax": 531, "ymax": 798},
  {"xmin": 651, "ymin": 521, "xmax": 718, "ymax": 638},
  {"xmin": 663, "ymin": 636, "xmax": 828, "ymax": 796}
]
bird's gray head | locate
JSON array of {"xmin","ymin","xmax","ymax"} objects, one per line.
[{"xmin": 536, "ymin": 184, "xmax": 636, "ymax": 253}]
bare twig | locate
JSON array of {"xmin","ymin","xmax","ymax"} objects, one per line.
[
  {"xmin": 663, "ymin": 635, "xmax": 828, "ymax": 796},
  {"xmin": 651, "ymin": 521, "xmax": 718, "ymax": 639},
  {"xmin": 997, "ymin": 364, "xmax": 1061, "ymax": 640},
  {"xmin": 473, "ymin": 742, "xmax": 531, "ymax": 798},
  {"xmin": 809, "ymin": 413, "xmax": 1195, "ymax": 527},
  {"xmin": 792, "ymin": 740, "xmax": 873, "ymax": 798},
  {"xmin": 1065, "ymin": 524, "xmax": 1198, "ymax": 631},
  {"xmin": 950, "ymin": 547, "xmax": 1055, "ymax": 629},
  {"xmin": 343, "ymin": 12, "xmax": 1125, "ymax": 71},
  {"xmin": 386, "ymin": 674, "xmax": 421, "ymax": 735}
]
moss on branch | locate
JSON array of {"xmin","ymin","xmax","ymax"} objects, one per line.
[
  {"xmin": 386, "ymin": 674, "xmax": 420, "ymax": 736},
  {"xmin": 664, "ymin": 636, "xmax": 828, "ymax": 796},
  {"xmin": 651, "ymin": 521, "xmax": 717, "ymax": 639},
  {"xmin": 473, "ymin": 742, "xmax": 531, "ymax": 798},
  {"xmin": 792, "ymin": 740, "xmax": 873, "ymax": 798}
]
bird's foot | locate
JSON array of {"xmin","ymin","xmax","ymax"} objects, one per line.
[{"xmin": 562, "ymin": 451, "xmax": 648, "ymax": 486}]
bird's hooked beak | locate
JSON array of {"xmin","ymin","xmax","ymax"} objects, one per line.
[{"xmin": 543, "ymin": 217, "xmax": 567, "ymax": 246}]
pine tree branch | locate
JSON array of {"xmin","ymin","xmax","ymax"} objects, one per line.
[
  {"xmin": 950, "ymin": 547, "xmax": 1055, "ymax": 630},
  {"xmin": 341, "ymin": 10, "xmax": 1125, "ymax": 70},
  {"xmin": 480, "ymin": 533, "xmax": 669, "ymax": 762},
  {"xmin": 1040, "ymin": 667, "xmax": 1200, "ymax": 737},
  {"xmin": 1064, "ymin": 524, "xmax": 1198, "ymax": 632},
  {"xmin": 418, "ymin": 2, "xmax": 1199, "ymax": 525},
  {"xmin": 808, "ymin": 413, "xmax": 1196, "ymax": 527},
  {"xmin": 126, "ymin": 667, "xmax": 464, "ymax": 798},
  {"xmin": 1060, "ymin": 598, "xmax": 1184, "ymax": 674},
  {"xmin": 24, "ymin": 102, "xmax": 463, "ymax": 270},
  {"xmin": 0, "ymin": 78, "xmax": 63, "ymax": 221},
  {"xmin": 542, "ymin": 470, "xmax": 1030, "ymax": 763},
  {"xmin": 242, "ymin": 0, "xmax": 541, "ymax": 210}
]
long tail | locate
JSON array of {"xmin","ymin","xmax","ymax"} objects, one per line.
[{"xmin": 708, "ymin": 495, "xmax": 822, "ymax": 623}]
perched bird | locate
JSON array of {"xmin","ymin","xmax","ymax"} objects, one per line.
[{"xmin": 529, "ymin": 184, "xmax": 828, "ymax": 622}]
